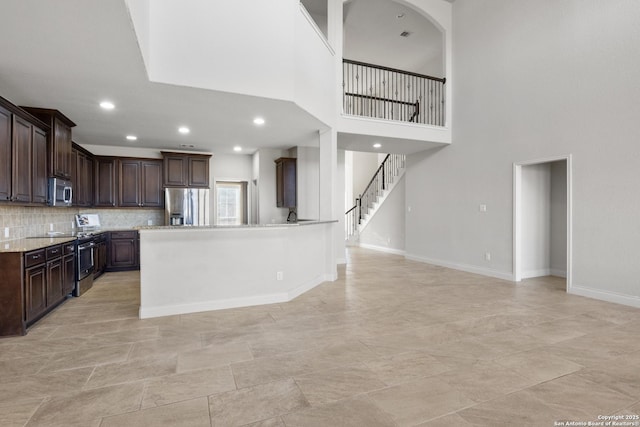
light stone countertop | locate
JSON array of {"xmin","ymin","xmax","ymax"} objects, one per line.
[
  {"xmin": 136, "ymin": 220, "xmax": 338, "ymax": 232},
  {"xmin": 0, "ymin": 237, "xmax": 78, "ymax": 254}
]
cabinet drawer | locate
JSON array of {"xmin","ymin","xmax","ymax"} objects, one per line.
[
  {"xmin": 110, "ymin": 231, "xmax": 137, "ymax": 240},
  {"xmin": 63, "ymin": 242, "xmax": 76, "ymax": 255},
  {"xmin": 46, "ymin": 245, "xmax": 63, "ymax": 260},
  {"xmin": 25, "ymin": 249, "xmax": 46, "ymax": 267}
]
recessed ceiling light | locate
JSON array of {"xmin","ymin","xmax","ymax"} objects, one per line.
[
  {"xmin": 126, "ymin": 135, "xmax": 137, "ymax": 141},
  {"xmin": 178, "ymin": 127, "xmax": 190, "ymax": 134},
  {"xmin": 373, "ymin": 143, "xmax": 382, "ymax": 149},
  {"xmin": 99, "ymin": 101, "xmax": 115, "ymax": 110},
  {"xmin": 253, "ymin": 117, "xmax": 265, "ymax": 126},
  {"xmin": 233, "ymin": 146, "xmax": 242, "ymax": 152}
]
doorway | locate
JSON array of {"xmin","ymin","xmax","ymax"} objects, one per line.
[{"xmin": 513, "ymin": 155, "xmax": 572, "ymax": 291}]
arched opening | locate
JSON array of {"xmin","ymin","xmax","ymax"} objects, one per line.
[{"xmin": 342, "ymin": 0, "xmax": 446, "ymax": 126}]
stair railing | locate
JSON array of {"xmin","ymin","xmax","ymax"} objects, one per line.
[
  {"xmin": 343, "ymin": 59, "xmax": 446, "ymax": 126},
  {"xmin": 345, "ymin": 153, "xmax": 406, "ymax": 240}
]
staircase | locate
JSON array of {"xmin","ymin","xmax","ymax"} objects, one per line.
[{"xmin": 345, "ymin": 153, "xmax": 406, "ymax": 241}]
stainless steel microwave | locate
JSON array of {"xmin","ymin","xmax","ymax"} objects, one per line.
[{"xmin": 48, "ymin": 178, "xmax": 73, "ymax": 207}]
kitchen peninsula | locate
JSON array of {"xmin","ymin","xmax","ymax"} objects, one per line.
[{"xmin": 137, "ymin": 220, "xmax": 337, "ymax": 318}]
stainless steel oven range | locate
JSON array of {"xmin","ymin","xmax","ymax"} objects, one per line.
[{"xmin": 75, "ymin": 236, "xmax": 95, "ymax": 296}]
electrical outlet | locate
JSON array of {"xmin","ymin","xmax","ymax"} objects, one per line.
[
  {"xmin": 276, "ymin": 271, "xmax": 284, "ymax": 281},
  {"xmin": 49, "ymin": 223, "xmax": 54, "ymax": 231},
  {"xmin": 147, "ymin": 219, "xmax": 153, "ymax": 226},
  {"xmin": 485, "ymin": 252, "xmax": 491, "ymax": 261},
  {"xmin": 479, "ymin": 204, "xmax": 487, "ymax": 212},
  {"xmin": 4, "ymin": 227, "xmax": 9, "ymax": 238}
]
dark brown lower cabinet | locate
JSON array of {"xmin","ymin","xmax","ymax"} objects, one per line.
[
  {"xmin": 25, "ymin": 265, "xmax": 47, "ymax": 324},
  {"xmin": 94, "ymin": 235, "xmax": 108, "ymax": 279},
  {"xmin": 108, "ymin": 231, "xmax": 139, "ymax": 271},
  {"xmin": 46, "ymin": 258, "xmax": 63, "ymax": 306},
  {"xmin": 62, "ymin": 254, "xmax": 75, "ymax": 296}
]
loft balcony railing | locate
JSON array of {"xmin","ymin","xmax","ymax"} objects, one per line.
[{"xmin": 342, "ymin": 59, "xmax": 446, "ymax": 126}]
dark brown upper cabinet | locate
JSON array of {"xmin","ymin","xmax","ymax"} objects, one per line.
[
  {"xmin": 0, "ymin": 97, "xmax": 49, "ymax": 205},
  {"xmin": 118, "ymin": 159, "xmax": 163, "ymax": 208},
  {"xmin": 21, "ymin": 107, "xmax": 76, "ymax": 180},
  {"xmin": 0, "ymin": 104, "xmax": 12, "ymax": 201},
  {"xmin": 94, "ymin": 157, "xmax": 117, "ymax": 207},
  {"xmin": 162, "ymin": 152, "xmax": 211, "ymax": 188},
  {"xmin": 11, "ymin": 115, "xmax": 33, "ymax": 203},
  {"xmin": 275, "ymin": 157, "xmax": 296, "ymax": 208},
  {"xmin": 72, "ymin": 144, "xmax": 94, "ymax": 207},
  {"xmin": 31, "ymin": 127, "xmax": 48, "ymax": 204}
]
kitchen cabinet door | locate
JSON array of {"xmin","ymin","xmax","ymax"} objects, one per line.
[
  {"xmin": 11, "ymin": 115, "xmax": 32, "ymax": 203},
  {"xmin": 62, "ymin": 254, "xmax": 75, "ymax": 296},
  {"xmin": 53, "ymin": 118, "xmax": 72, "ymax": 179},
  {"xmin": 118, "ymin": 159, "xmax": 141, "ymax": 207},
  {"xmin": 188, "ymin": 156, "xmax": 209, "ymax": 187},
  {"xmin": 108, "ymin": 238, "xmax": 138, "ymax": 269},
  {"xmin": 141, "ymin": 160, "xmax": 163, "ymax": 207},
  {"xmin": 0, "ymin": 105, "xmax": 11, "ymax": 201},
  {"xmin": 163, "ymin": 154, "xmax": 188, "ymax": 187},
  {"xmin": 275, "ymin": 157, "xmax": 296, "ymax": 208},
  {"xmin": 94, "ymin": 157, "xmax": 117, "ymax": 207},
  {"xmin": 46, "ymin": 258, "xmax": 63, "ymax": 306},
  {"xmin": 31, "ymin": 127, "xmax": 48, "ymax": 204},
  {"xmin": 25, "ymin": 265, "xmax": 47, "ymax": 323}
]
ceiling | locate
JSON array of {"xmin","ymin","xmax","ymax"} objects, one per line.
[{"xmin": 0, "ymin": 0, "xmax": 447, "ymax": 156}]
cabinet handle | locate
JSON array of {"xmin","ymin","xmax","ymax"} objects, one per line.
[{"xmin": 32, "ymin": 255, "xmax": 41, "ymax": 260}]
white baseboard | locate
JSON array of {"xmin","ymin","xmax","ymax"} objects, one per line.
[
  {"xmin": 569, "ymin": 285, "xmax": 640, "ymax": 309},
  {"xmin": 550, "ymin": 268, "xmax": 567, "ymax": 278},
  {"xmin": 359, "ymin": 243, "xmax": 406, "ymax": 256},
  {"xmin": 522, "ymin": 269, "xmax": 551, "ymax": 279},
  {"xmin": 405, "ymin": 253, "xmax": 514, "ymax": 281},
  {"xmin": 140, "ymin": 274, "xmax": 329, "ymax": 319},
  {"xmin": 522, "ymin": 268, "xmax": 567, "ymax": 279}
]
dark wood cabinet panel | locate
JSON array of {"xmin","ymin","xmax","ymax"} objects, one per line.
[
  {"xmin": 275, "ymin": 157, "xmax": 296, "ymax": 208},
  {"xmin": 94, "ymin": 238, "xmax": 107, "ymax": 279},
  {"xmin": 163, "ymin": 154, "xmax": 188, "ymax": 187},
  {"xmin": 0, "ymin": 105, "xmax": 11, "ymax": 202},
  {"xmin": 12, "ymin": 115, "xmax": 33, "ymax": 203},
  {"xmin": 25, "ymin": 265, "xmax": 47, "ymax": 323},
  {"xmin": 107, "ymin": 231, "xmax": 139, "ymax": 271},
  {"xmin": 31, "ymin": 127, "xmax": 48, "ymax": 204},
  {"xmin": 21, "ymin": 107, "xmax": 75, "ymax": 179},
  {"xmin": 188, "ymin": 156, "xmax": 209, "ymax": 187},
  {"xmin": 141, "ymin": 160, "xmax": 163, "ymax": 207},
  {"xmin": 46, "ymin": 258, "xmax": 63, "ymax": 306},
  {"xmin": 94, "ymin": 157, "xmax": 117, "ymax": 207},
  {"xmin": 62, "ymin": 254, "xmax": 75, "ymax": 296},
  {"xmin": 118, "ymin": 159, "xmax": 141, "ymax": 207},
  {"xmin": 73, "ymin": 147, "xmax": 93, "ymax": 207},
  {"xmin": 162, "ymin": 152, "xmax": 211, "ymax": 188}
]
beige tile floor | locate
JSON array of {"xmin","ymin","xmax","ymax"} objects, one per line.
[{"xmin": 1, "ymin": 247, "xmax": 640, "ymax": 426}]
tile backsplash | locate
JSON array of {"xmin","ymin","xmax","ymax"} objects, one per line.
[
  {"xmin": 0, "ymin": 206, "xmax": 78, "ymax": 242},
  {"xmin": 80, "ymin": 209, "xmax": 164, "ymax": 229},
  {"xmin": 0, "ymin": 205, "xmax": 164, "ymax": 242}
]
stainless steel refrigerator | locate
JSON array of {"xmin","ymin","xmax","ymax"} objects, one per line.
[{"xmin": 165, "ymin": 188, "xmax": 210, "ymax": 226}]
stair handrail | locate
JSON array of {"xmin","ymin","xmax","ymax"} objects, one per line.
[
  {"xmin": 345, "ymin": 153, "xmax": 406, "ymax": 240},
  {"xmin": 343, "ymin": 58, "xmax": 446, "ymax": 84}
]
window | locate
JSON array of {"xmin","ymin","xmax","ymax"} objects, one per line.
[{"xmin": 216, "ymin": 181, "xmax": 248, "ymax": 225}]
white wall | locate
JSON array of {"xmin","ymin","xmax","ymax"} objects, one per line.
[
  {"xmin": 351, "ymin": 151, "xmax": 380, "ymax": 201},
  {"xmin": 550, "ymin": 160, "xmax": 567, "ymax": 277},
  {"xmin": 406, "ymin": 0, "xmax": 640, "ymax": 306},
  {"xmin": 295, "ymin": 146, "xmax": 320, "ymax": 220},
  {"xmin": 521, "ymin": 163, "xmax": 551, "ymax": 278},
  {"xmin": 359, "ymin": 175, "xmax": 406, "ymax": 253},
  {"xmin": 146, "ymin": 0, "xmax": 296, "ymax": 101}
]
